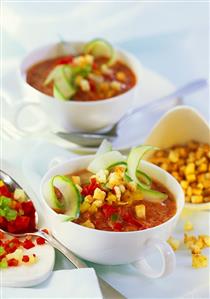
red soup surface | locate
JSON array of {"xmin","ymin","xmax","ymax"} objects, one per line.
[
  {"xmin": 26, "ymin": 56, "xmax": 136, "ymax": 101},
  {"xmin": 67, "ymin": 170, "xmax": 176, "ymax": 232}
]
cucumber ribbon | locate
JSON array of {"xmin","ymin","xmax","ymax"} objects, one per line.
[
  {"xmin": 127, "ymin": 146, "xmax": 168, "ymax": 202},
  {"xmin": 49, "ymin": 175, "xmax": 81, "ymax": 220}
]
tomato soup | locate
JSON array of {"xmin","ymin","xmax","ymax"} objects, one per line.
[{"xmin": 26, "ymin": 56, "xmax": 136, "ymax": 101}]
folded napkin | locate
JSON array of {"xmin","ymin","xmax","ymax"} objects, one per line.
[{"xmin": 2, "ymin": 268, "xmax": 102, "ymax": 299}]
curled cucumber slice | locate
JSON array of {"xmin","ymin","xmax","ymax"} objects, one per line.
[
  {"xmin": 45, "ymin": 65, "xmax": 76, "ymax": 100},
  {"xmin": 49, "ymin": 175, "xmax": 81, "ymax": 220},
  {"xmin": 127, "ymin": 145, "xmax": 157, "ymax": 189},
  {"xmin": 127, "ymin": 145, "xmax": 167, "ymax": 202},
  {"xmin": 95, "ymin": 139, "xmax": 113, "ymax": 157},
  {"xmin": 83, "ymin": 38, "xmax": 116, "ymax": 66},
  {"xmin": 88, "ymin": 151, "xmax": 126, "ymax": 174},
  {"xmin": 140, "ymin": 188, "xmax": 168, "ymax": 203},
  {"xmin": 136, "ymin": 170, "xmax": 152, "ymax": 188}
]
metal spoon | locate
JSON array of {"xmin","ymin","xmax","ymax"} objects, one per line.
[
  {"xmin": 0, "ymin": 170, "xmax": 126, "ymax": 299},
  {"xmin": 56, "ymin": 79, "xmax": 208, "ymax": 147}
]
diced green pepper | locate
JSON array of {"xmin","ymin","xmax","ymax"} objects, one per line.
[
  {"xmin": 0, "ymin": 258, "xmax": 8, "ymax": 269},
  {"xmin": 5, "ymin": 208, "xmax": 17, "ymax": 221},
  {"xmin": 0, "ymin": 196, "xmax": 11, "ymax": 207},
  {"xmin": 0, "ymin": 246, "xmax": 5, "ymax": 255}
]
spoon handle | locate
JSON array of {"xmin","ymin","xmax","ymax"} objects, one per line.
[{"xmin": 125, "ymin": 78, "xmax": 208, "ymax": 119}]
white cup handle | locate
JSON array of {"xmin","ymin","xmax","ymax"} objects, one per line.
[
  {"xmin": 13, "ymin": 101, "xmax": 48, "ymax": 133},
  {"xmin": 132, "ymin": 238, "xmax": 176, "ymax": 278}
]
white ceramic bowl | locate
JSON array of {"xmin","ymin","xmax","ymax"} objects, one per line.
[
  {"xmin": 19, "ymin": 41, "xmax": 143, "ymax": 133},
  {"xmin": 145, "ymin": 105, "xmax": 210, "ymax": 210},
  {"xmin": 40, "ymin": 155, "xmax": 184, "ymax": 277}
]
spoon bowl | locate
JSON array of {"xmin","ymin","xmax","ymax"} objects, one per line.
[{"xmin": 0, "ymin": 170, "xmax": 126, "ymax": 298}]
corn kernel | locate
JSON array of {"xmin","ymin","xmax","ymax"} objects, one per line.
[
  {"xmin": 101, "ymin": 64, "xmax": 112, "ymax": 75},
  {"xmin": 116, "ymin": 71, "xmax": 126, "ymax": 82},
  {"xmin": 84, "ymin": 195, "xmax": 94, "ymax": 203},
  {"xmin": 80, "ymin": 79, "xmax": 90, "ymax": 92},
  {"xmin": 80, "ymin": 201, "xmax": 91, "ymax": 213},
  {"xmin": 81, "ymin": 219, "xmax": 95, "ymax": 229},
  {"xmin": 180, "ymin": 180, "xmax": 189, "ymax": 189},
  {"xmin": 192, "ymin": 188, "xmax": 202, "ymax": 195},
  {"xmin": 106, "ymin": 192, "xmax": 117, "ymax": 204},
  {"xmin": 191, "ymin": 195, "xmax": 203, "ymax": 203},
  {"xmin": 187, "ymin": 186, "xmax": 192, "ymax": 197},
  {"xmin": 198, "ymin": 164, "xmax": 208, "ymax": 173},
  {"xmin": 89, "ymin": 205, "xmax": 98, "ymax": 214},
  {"xmin": 184, "ymin": 220, "xmax": 194, "ymax": 232},
  {"xmin": 0, "ymin": 181, "xmax": 4, "ymax": 187},
  {"xmin": 186, "ymin": 174, "xmax": 196, "ymax": 183},
  {"xmin": 135, "ymin": 204, "xmax": 146, "ymax": 218},
  {"xmin": 92, "ymin": 199, "xmax": 103, "ymax": 208},
  {"xmin": 84, "ymin": 54, "xmax": 94, "ymax": 64},
  {"xmin": 71, "ymin": 176, "xmax": 81, "ymax": 185},
  {"xmin": 110, "ymin": 81, "xmax": 121, "ymax": 91},
  {"xmin": 168, "ymin": 237, "xmax": 180, "ymax": 251},
  {"xmin": 75, "ymin": 75, "xmax": 83, "ymax": 86},
  {"xmin": 168, "ymin": 151, "xmax": 179, "ymax": 163},
  {"xmin": 192, "ymin": 254, "xmax": 208, "ymax": 268},
  {"xmin": 199, "ymin": 235, "xmax": 210, "ymax": 247},
  {"xmin": 93, "ymin": 188, "xmax": 106, "ymax": 201},
  {"xmin": 185, "ymin": 163, "xmax": 195, "ymax": 175}
]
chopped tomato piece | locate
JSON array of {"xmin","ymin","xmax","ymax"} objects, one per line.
[
  {"xmin": 22, "ymin": 255, "xmax": 30, "ymax": 263},
  {"xmin": 36, "ymin": 237, "xmax": 45, "ymax": 245},
  {"xmin": 0, "ymin": 185, "xmax": 12, "ymax": 198},
  {"xmin": 23, "ymin": 239, "xmax": 35, "ymax": 250},
  {"xmin": 56, "ymin": 56, "xmax": 73, "ymax": 65},
  {"xmin": 7, "ymin": 258, "xmax": 19, "ymax": 267}
]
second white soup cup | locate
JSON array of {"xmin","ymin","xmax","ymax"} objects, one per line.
[
  {"xmin": 17, "ymin": 42, "xmax": 143, "ymax": 133},
  {"xmin": 40, "ymin": 155, "xmax": 184, "ymax": 278}
]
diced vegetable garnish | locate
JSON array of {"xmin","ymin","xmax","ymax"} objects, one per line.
[
  {"xmin": 83, "ymin": 38, "xmax": 116, "ymax": 66},
  {"xmin": 49, "ymin": 175, "xmax": 81, "ymax": 220}
]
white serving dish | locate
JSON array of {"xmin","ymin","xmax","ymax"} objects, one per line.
[{"xmin": 144, "ymin": 105, "xmax": 210, "ymax": 210}]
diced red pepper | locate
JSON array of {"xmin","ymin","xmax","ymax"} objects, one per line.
[
  {"xmin": 7, "ymin": 216, "xmax": 30, "ymax": 233},
  {"xmin": 22, "ymin": 201, "xmax": 36, "ymax": 216},
  {"xmin": 22, "ymin": 255, "xmax": 30, "ymax": 263},
  {"xmin": 81, "ymin": 178, "xmax": 100, "ymax": 196},
  {"xmin": 7, "ymin": 258, "xmax": 19, "ymax": 267},
  {"xmin": 56, "ymin": 56, "xmax": 73, "ymax": 65},
  {"xmin": 23, "ymin": 239, "xmax": 35, "ymax": 250},
  {"xmin": 36, "ymin": 237, "xmax": 45, "ymax": 245},
  {"xmin": 0, "ymin": 185, "xmax": 12, "ymax": 198}
]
